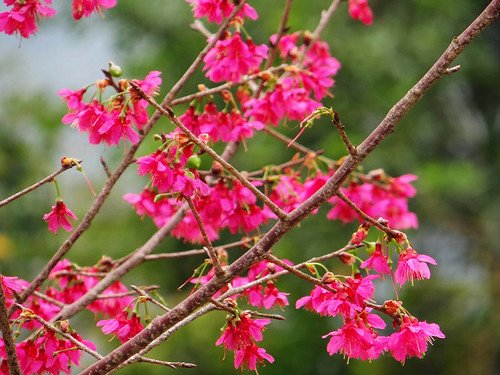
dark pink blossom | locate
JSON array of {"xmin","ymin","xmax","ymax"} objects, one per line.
[
  {"xmin": 0, "ymin": 0, "xmax": 56, "ymax": 39},
  {"xmin": 97, "ymin": 312, "xmax": 143, "ymax": 343},
  {"xmin": 203, "ymin": 33, "xmax": 268, "ymax": 83},
  {"xmin": 43, "ymin": 200, "xmax": 78, "ymax": 234},
  {"xmin": 216, "ymin": 313, "xmax": 273, "ymax": 371},
  {"xmin": 71, "ymin": 0, "xmax": 117, "ymax": 20},
  {"xmin": 360, "ymin": 243, "xmax": 391, "ymax": 275},
  {"xmin": 186, "ymin": 0, "xmax": 258, "ymax": 24},
  {"xmin": 395, "ymin": 247, "xmax": 437, "ymax": 286},
  {"xmin": 387, "ymin": 316, "xmax": 445, "ymax": 363},
  {"xmin": 348, "ymin": 0, "xmax": 373, "ymax": 25}
]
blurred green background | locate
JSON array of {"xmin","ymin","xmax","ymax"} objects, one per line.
[{"xmin": 0, "ymin": 0, "xmax": 499, "ymax": 374}]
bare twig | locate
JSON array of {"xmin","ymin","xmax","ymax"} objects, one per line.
[
  {"xmin": 130, "ymin": 285, "xmax": 170, "ymax": 312},
  {"xmin": 0, "ymin": 286, "xmax": 21, "ymax": 375},
  {"xmin": 190, "ymin": 19, "xmax": 213, "ymax": 38},
  {"xmin": 0, "ymin": 164, "xmax": 73, "ymax": 209},
  {"xmin": 95, "ymin": 285, "xmax": 160, "ymax": 300},
  {"xmin": 184, "ymin": 196, "xmax": 226, "ymax": 277},
  {"xmin": 137, "ymin": 357, "xmax": 197, "ymax": 369},
  {"xmin": 335, "ymin": 191, "xmax": 404, "ymax": 240},
  {"xmin": 100, "ymin": 157, "xmax": 112, "ymax": 178},
  {"xmin": 332, "ymin": 112, "xmax": 358, "ymax": 156}
]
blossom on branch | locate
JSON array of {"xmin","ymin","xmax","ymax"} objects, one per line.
[
  {"xmin": 0, "ymin": 0, "xmax": 56, "ymax": 38},
  {"xmin": 186, "ymin": 0, "xmax": 258, "ymax": 24},
  {"xmin": 43, "ymin": 200, "xmax": 78, "ymax": 234},
  {"xmin": 71, "ymin": 0, "xmax": 117, "ymax": 20},
  {"xmin": 394, "ymin": 247, "xmax": 437, "ymax": 286}
]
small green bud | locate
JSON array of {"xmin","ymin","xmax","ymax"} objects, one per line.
[
  {"xmin": 108, "ymin": 61, "xmax": 123, "ymax": 77},
  {"xmin": 186, "ymin": 155, "xmax": 201, "ymax": 169}
]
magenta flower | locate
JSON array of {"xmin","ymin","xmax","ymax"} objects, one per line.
[
  {"xmin": 186, "ymin": 0, "xmax": 258, "ymax": 24},
  {"xmin": 71, "ymin": 0, "xmax": 117, "ymax": 20},
  {"xmin": 0, "ymin": 0, "xmax": 56, "ymax": 39},
  {"xmin": 323, "ymin": 319, "xmax": 385, "ymax": 361},
  {"xmin": 360, "ymin": 243, "xmax": 392, "ymax": 275},
  {"xmin": 395, "ymin": 247, "xmax": 437, "ymax": 286},
  {"xmin": 203, "ymin": 33, "xmax": 268, "ymax": 83},
  {"xmin": 387, "ymin": 316, "xmax": 445, "ymax": 363},
  {"xmin": 43, "ymin": 200, "xmax": 78, "ymax": 234},
  {"xmin": 348, "ymin": 0, "xmax": 373, "ymax": 25},
  {"xmin": 216, "ymin": 313, "xmax": 273, "ymax": 371},
  {"xmin": 97, "ymin": 312, "xmax": 143, "ymax": 343}
]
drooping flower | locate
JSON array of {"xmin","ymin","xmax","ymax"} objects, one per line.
[
  {"xmin": 360, "ymin": 243, "xmax": 392, "ymax": 275},
  {"xmin": 186, "ymin": 0, "xmax": 258, "ymax": 24},
  {"xmin": 97, "ymin": 312, "xmax": 143, "ymax": 343},
  {"xmin": 0, "ymin": 0, "xmax": 56, "ymax": 39},
  {"xmin": 43, "ymin": 200, "xmax": 78, "ymax": 234},
  {"xmin": 203, "ymin": 32, "xmax": 268, "ymax": 83},
  {"xmin": 394, "ymin": 247, "xmax": 437, "ymax": 286},
  {"xmin": 387, "ymin": 316, "xmax": 445, "ymax": 363},
  {"xmin": 71, "ymin": 0, "xmax": 117, "ymax": 20},
  {"xmin": 216, "ymin": 313, "xmax": 273, "ymax": 371},
  {"xmin": 348, "ymin": 0, "xmax": 373, "ymax": 25}
]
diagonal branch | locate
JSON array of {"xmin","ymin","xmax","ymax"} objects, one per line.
[{"xmin": 0, "ymin": 286, "xmax": 21, "ymax": 375}]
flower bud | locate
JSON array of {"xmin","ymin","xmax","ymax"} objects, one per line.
[
  {"xmin": 59, "ymin": 320, "xmax": 70, "ymax": 333},
  {"xmin": 321, "ymin": 271, "xmax": 336, "ymax": 284},
  {"xmin": 339, "ymin": 253, "xmax": 355, "ymax": 265},
  {"xmin": 211, "ymin": 161, "xmax": 223, "ymax": 176},
  {"xmin": 108, "ymin": 61, "xmax": 123, "ymax": 77},
  {"xmin": 186, "ymin": 155, "xmax": 201, "ymax": 169}
]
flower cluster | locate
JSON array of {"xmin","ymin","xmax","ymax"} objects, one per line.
[
  {"xmin": 186, "ymin": 0, "xmax": 258, "ymax": 24},
  {"xmin": 97, "ymin": 311, "xmax": 143, "ymax": 343},
  {"xmin": 0, "ymin": 329, "xmax": 95, "ymax": 375},
  {"xmin": 59, "ymin": 70, "xmax": 161, "ymax": 146},
  {"xmin": 216, "ymin": 312, "xmax": 274, "ymax": 371},
  {"xmin": 296, "ymin": 236, "xmax": 443, "ymax": 362},
  {"xmin": 0, "ymin": 0, "xmax": 117, "ymax": 38}
]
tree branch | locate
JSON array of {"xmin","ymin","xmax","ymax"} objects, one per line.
[{"xmin": 0, "ymin": 286, "xmax": 21, "ymax": 375}]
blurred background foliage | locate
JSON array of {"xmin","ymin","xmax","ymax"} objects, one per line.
[{"xmin": 0, "ymin": 0, "xmax": 499, "ymax": 374}]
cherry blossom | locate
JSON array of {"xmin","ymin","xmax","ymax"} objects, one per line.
[
  {"xmin": 348, "ymin": 0, "xmax": 373, "ymax": 25},
  {"xmin": 387, "ymin": 316, "xmax": 445, "ymax": 363},
  {"xmin": 394, "ymin": 247, "xmax": 437, "ymax": 286},
  {"xmin": 186, "ymin": 0, "xmax": 258, "ymax": 24},
  {"xmin": 71, "ymin": 0, "xmax": 117, "ymax": 20},
  {"xmin": 43, "ymin": 200, "xmax": 78, "ymax": 234},
  {"xmin": 0, "ymin": 0, "xmax": 56, "ymax": 38},
  {"xmin": 97, "ymin": 312, "xmax": 143, "ymax": 343},
  {"xmin": 360, "ymin": 243, "xmax": 391, "ymax": 275},
  {"xmin": 203, "ymin": 32, "xmax": 268, "ymax": 83}
]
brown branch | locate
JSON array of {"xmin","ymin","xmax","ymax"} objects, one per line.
[
  {"xmin": 130, "ymin": 285, "xmax": 170, "ymax": 312},
  {"xmin": 0, "ymin": 286, "xmax": 21, "ymax": 375},
  {"xmin": 137, "ymin": 357, "xmax": 197, "ymax": 369},
  {"xmin": 144, "ymin": 237, "xmax": 254, "ymax": 261},
  {"xmin": 332, "ymin": 112, "xmax": 357, "ymax": 157},
  {"xmin": 184, "ymin": 196, "xmax": 226, "ymax": 277},
  {"xmin": 79, "ymin": 3, "xmax": 500, "ymax": 372},
  {"xmin": 99, "ymin": 157, "xmax": 112, "ymax": 178},
  {"xmin": 130, "ymin": 81, "xmax": 289, "ymax": 221},
  {"xmin": 0, "ymin": 164, "xmax": 73, "ymax": 209},
  {"xmin": 95, "ymin": 285, "xmax": 160, "ymax": 300},
  {"xmin": 8, "ymin": 0, "xmax": 247, "ymax": 317},
  {"xmin": 33, "ymin": 291, "xmax": 66, "ymax": 308},
  {"xmin": 335, "ymin": 190, "xmax": 404, "ymax": 240}
]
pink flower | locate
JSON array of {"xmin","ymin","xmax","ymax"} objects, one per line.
[
  {"xmin": 216, "ymin": 313, "xmax": 273, "ymax": 371},
  {"xmin": 394, "ymin": 247, "xmax": 437, "ymax": 286},
  {"xmin": 360, "ymin": 243, "xmax": 391, "ymax": 275},
  {"xmin": 0, "ymin": 0, "xmax": 56, "ymax": 38},
  {"xmin": 0, "ymin": 275, "xmax": 26, "ymax": 294},
  {"xmin": 203, "ymin": 33, "xmax": 268, "ymax": 83},
  {"xmin": 97, "ymin": 312, "xmax": 143, "ymax": 343},
  {"xmin": 323, "ymin": 318, "xmax": 386, "ymax": 361},
  {"xmin": 43, "ymin": 200, "xmax": 78, "ymax": 234},
  {"xmin": 234, "ymin": 343, "xmax": 274, "ymax": 371},
  {"xmin": 348, "ymin": 0, "xmax": 373, "ymax": 25},
  {"xmin": 387, "ymin": 316, "xmax": 445, "ymax": 363},
  {"xmin": 186, "ymin": 0, "xmax": 258, "ymax": 24},
  {"xmin": 71, "ymin": 0, "xmax": 117, "ymax": 20}
]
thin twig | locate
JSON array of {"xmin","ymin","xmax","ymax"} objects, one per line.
[
  {"xmin": 144, "ymin": 237, "xmax": 254, "ymax": 261},
  {"xmin": 100, "ymin": 157, "xmax": 112, "ymax": 178},
  {"xmin": 130, "ymin": 285, "xmax": 170, "ymax": 312},
  {"xmin": 33, "ymin": 291, "xmax": 66, "ymax": 308},
  {"xmin": 137, "ymin": 357, "xmax": 197, "ymax": 369},
  {"xmin": 184, "ymin": 196, "xmax": 226, "ymax": 277},
  {"xmin": 332, "ymin": 112, "xmax": 358, "ymax": 156},
  {"xmin": 245, "ymin": 151, "xmax": 324, "ymax": 178},
  {"xmin": 0, "ymin": 286, "xmax": 21, "ymax": 375},
  {"xmin": 130, "ymin": 81, "xmax": 289, "ymax": 221},
  {"xmin": 0, "ymin": 165, "xmax": 73, "ymax": 209},
  {"xmin": 95, "ymin": 285, "xmax": 160, "ymax": 300},
  {"xmin": 335, "ymin": 191, "xmax": 404, "ymax": 240},
  {"xmin": 170, "ymin": 65, "xmax": 288, "ymax": 106},
  {"xmin": 190, "ymin": 19, "xmax": 213, "ymax": 38}
]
